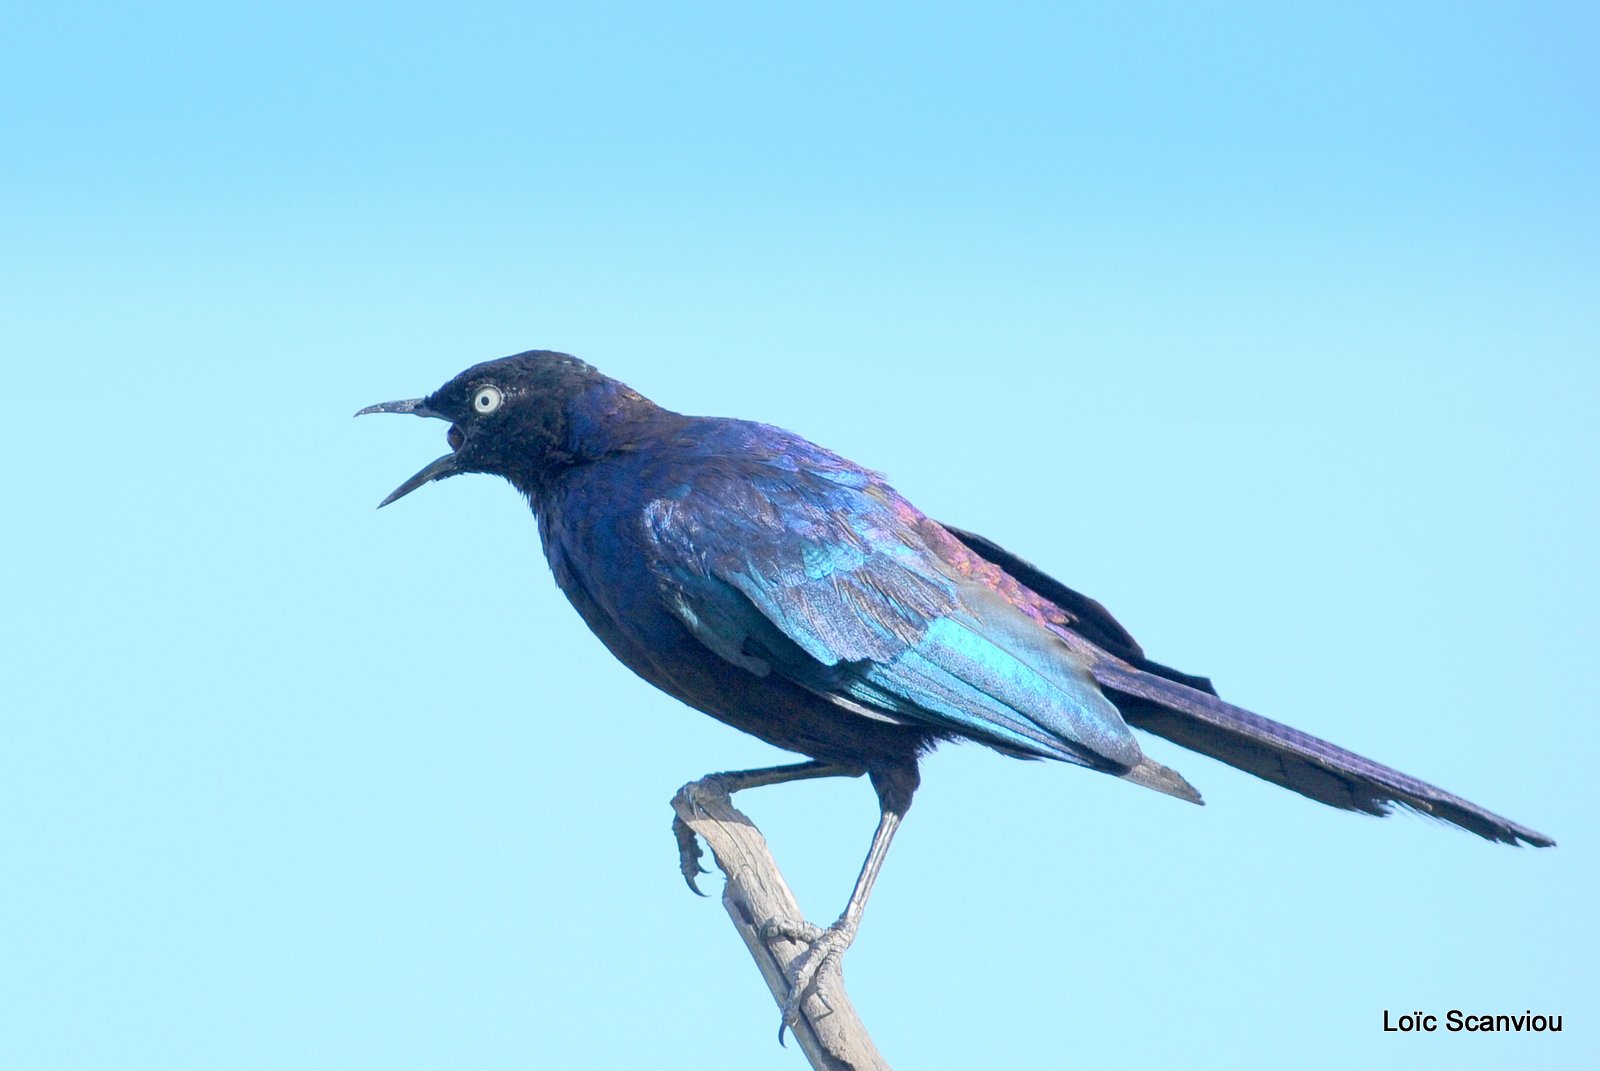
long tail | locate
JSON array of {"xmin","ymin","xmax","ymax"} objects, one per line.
[
  {"xmin": 944, "ymin": 524, "xmax": 1554, "ymax": 848},
  {"xmin": 1091, "ymin": 658, "xmax": 1553, "ymax": 846}
]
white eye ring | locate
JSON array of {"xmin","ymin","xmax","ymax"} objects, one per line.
[{"xmin": 472, "ymin": 384, "xmax": 503, "ymax": 414}]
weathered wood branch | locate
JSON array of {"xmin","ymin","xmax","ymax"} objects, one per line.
[{"xmin": 670, "ymin": 776, "xmax": 892, "ymax": 1071}]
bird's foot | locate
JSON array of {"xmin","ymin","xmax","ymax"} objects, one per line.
[
  {"xmin": 760, "ymin": 916, "xmax": 859, "ymax": 1044},
  {"xmin": 761, "ymin": 917, "xmax": 825, "ymax": 943},
  {"xmin": 670, "ymin": 814, "xmax": 709, "ymax": 896}
]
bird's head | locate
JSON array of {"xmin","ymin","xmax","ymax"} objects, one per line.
[{"xmin": 358, "ymin": 349, "xmax": 656, "ymax": 506}]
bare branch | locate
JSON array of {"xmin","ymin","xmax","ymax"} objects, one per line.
[{"xmin": 670, "ymin": 776, "xmax": 892, "ymax": 1071}]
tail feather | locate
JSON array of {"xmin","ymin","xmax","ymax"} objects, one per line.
[
  {"xmin": 1089, "ymin": 658, "xmax": 1554, "ymax": 847},
  {"xmin": 942, "ymin": 523, "xmax": 1554, "ymax": 848}
]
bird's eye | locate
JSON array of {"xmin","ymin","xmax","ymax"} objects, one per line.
[{"xmin": 473, "ymin": 385, "xmax": 503, "ymax": 414}]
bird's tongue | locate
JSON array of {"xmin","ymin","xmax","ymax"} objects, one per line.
[{"xmin": 447, "ymin": 424, "xmax": 465, "ymax": 452}]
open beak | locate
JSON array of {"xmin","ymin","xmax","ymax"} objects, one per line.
[{"xmin": 355, "ymin": 397, "xmax": 462, "ymax": 508}]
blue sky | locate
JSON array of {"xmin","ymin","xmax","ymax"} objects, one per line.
[{"xmin": 4, "ymin": 4, "xmax": 1595, "ymax": 1069}]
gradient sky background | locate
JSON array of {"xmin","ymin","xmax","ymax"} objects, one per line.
[{"xmin": 4, "ymin": 4, "xmax": 1596, "ymax": 1069}]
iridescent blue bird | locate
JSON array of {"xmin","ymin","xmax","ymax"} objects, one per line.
[{"xmin": 359, "ymin": 350, "xmax": 1552, "ymax": 1028}]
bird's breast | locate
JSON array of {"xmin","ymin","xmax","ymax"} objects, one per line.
[{"xmin": 536, "ymin": 482, "xmax": 710, "ymax": 701}]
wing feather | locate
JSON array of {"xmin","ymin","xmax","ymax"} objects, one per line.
[{"xmin": 643, "ymin": 460, "xmax": 1146, "ymax": 772}]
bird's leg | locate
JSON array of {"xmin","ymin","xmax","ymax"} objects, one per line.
[
  {"xmin": 703, "ymin": 759, "xmax": 865, "ymax": 795},
  {"xmin": 764, "ymin": 806, "xmax": 904, "ymax": 1038},
  {"xmin": 672, "ymin": 761, "xmax": 864, "ymax": 894}
]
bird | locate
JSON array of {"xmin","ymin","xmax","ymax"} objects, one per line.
[{"xmin": 358, "ymin": 349, "xmax": 1553, "ymax": 1032}]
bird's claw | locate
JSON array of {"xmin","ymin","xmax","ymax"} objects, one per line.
[
  {"xmin": 671, "ymin": 814, "xmax": 710, "ymax": 896},
  {"xmin": 759, "ymin": 917, "xmax": 824, "ymax": 943},
  {"xmin": 761, "ymin": 917, "xmax": 858, "ymax": 1045}
]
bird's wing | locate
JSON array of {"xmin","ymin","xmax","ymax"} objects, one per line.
[
  {"xmin": 642, "ymin": 471, "xmax": 1155, "ymax": 776},
  {"xmin": 942, "ymin": 524, "xmax": 1219, "ymax": 695}
]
